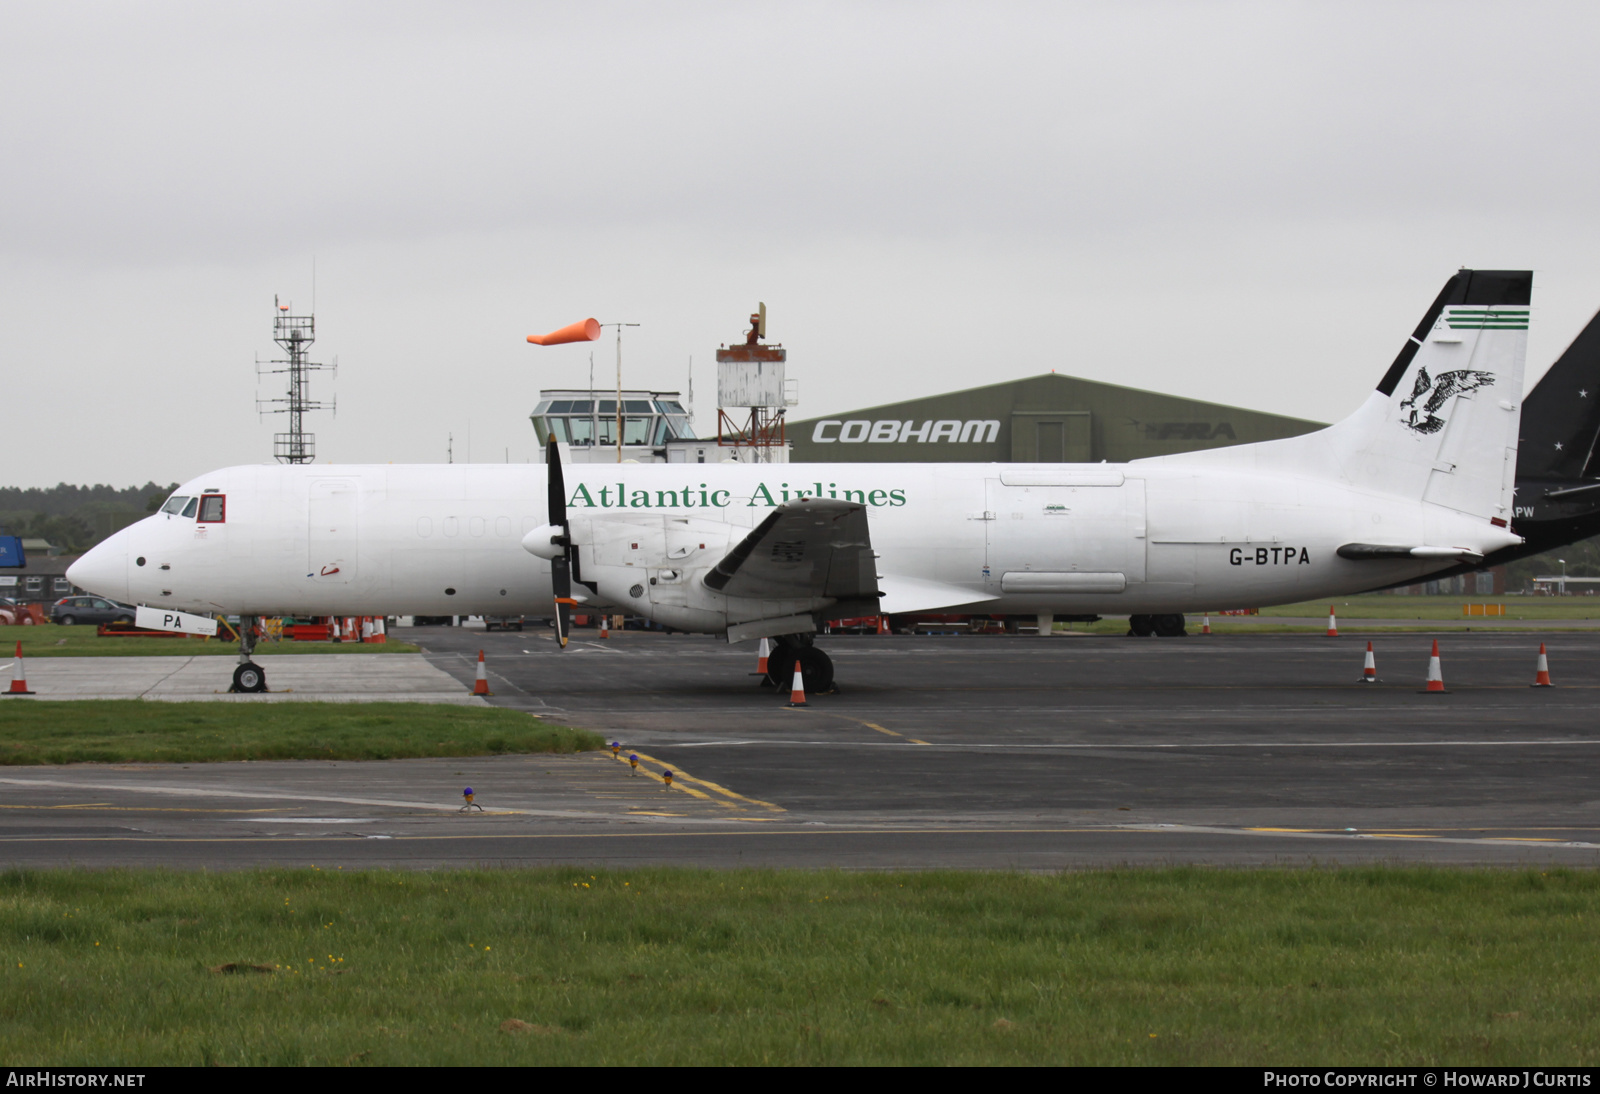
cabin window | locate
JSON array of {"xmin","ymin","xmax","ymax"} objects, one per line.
[
  {"xmin": 197, "ymin": 495, "xmax": 226, "ymax": 523},
  {"xmin": 161, "ymin": 495, "xmax": 191, "ymax": 515},
  {"xmin": 180, "ymin": 497, "xmax": 199, "ymax": 518}
]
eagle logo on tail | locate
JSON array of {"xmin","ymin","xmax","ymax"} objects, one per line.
[{"xmin": 1399, "ymin": 367, "xmax": 1495, "ymax": 434}]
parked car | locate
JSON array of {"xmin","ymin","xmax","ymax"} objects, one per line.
[
  {"xmin": 484, "ymin": 615, "xmax": 526, "ymax": 632},
  {"xmin": 0, "ymin": 597, "xmax": 37, "ymax": 625},
  {"xmin": 51, "ymin": 596, "xmax": 135, "ymax": 626}
]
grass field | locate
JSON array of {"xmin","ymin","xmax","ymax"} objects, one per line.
[
  {"xmin": 0, "ymin": 701, "xmax": 600, "ymax": 764},
  {"xmin": 0, "ymin": 624, "xmax": 420, "ymax": 658},
  {"xmin": 1, "ymin": 867, "xmax": 1597, "ymax": 1065}
]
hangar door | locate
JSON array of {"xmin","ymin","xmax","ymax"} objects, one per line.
[
  {"xmin": 1010, "ymin": 411, "xmax": 1091, "ymax": 462},
  {"xmin": 984, "ymin": 470, "xmax": 1144, "ymax": 593}
]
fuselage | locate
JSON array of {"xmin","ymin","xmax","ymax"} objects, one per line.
[{"xmin": 69, "ymin": 459, "xmax": 1506, "ymax": 624}]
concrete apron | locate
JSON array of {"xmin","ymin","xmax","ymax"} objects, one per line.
[{"xmin": 0, "ymin": 653, "xmax": 487, "ymax": 704}]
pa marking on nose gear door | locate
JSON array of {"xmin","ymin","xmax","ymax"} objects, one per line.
[{"xmin": 1229, "ymin": 547, "xmax": 1311, "ymax": 566}]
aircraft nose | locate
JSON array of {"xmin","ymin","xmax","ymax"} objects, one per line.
[{"xmin": 66, "ymin": 528, "xmax": 132, "ymax": 604}]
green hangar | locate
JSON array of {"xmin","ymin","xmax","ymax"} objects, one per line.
[{"xmin": 786, "ymin": 373, "xmax": 1322, "ymax": 464}]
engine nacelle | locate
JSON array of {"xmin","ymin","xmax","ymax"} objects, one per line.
[{"xmin": 569, "ymin": 513, "xmax": 836, "ymax": 636}]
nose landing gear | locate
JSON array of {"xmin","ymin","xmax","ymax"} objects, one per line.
[{"xmin": 229, "ymin": 614, "xmax": 268, "ymax": 693}]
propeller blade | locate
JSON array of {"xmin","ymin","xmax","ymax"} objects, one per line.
[{"xmin": 547, "ymin": 437, "xmax": 573, "ymax": 649}]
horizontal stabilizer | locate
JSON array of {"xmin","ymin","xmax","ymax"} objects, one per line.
[{"xmin": 1337, "ymin": 543, "xmax": 1484, "ymax": 562}]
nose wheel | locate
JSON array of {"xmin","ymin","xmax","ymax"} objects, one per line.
[{"xmin": 231, "ymin": 662, "xmax": 267, "ymax": 693}]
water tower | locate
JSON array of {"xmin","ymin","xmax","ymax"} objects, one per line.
[{"xmin": 716, "ymin": 303, "xmax": 797, "ymax": 462}]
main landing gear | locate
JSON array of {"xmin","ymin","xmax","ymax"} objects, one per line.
[
  {"xmin": 1128, "ymin": 613, "xmax": 1188, "ymax": 638},
  {"xmin": 764, "ymin": 634, "xmax": 836, "ymax": 695},
  {"xmin": 230, "ymin": 614, "xmax": 268, "ymax": 693}
]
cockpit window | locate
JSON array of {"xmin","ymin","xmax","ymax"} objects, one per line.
[
  {"xmin": 161, "ymin": 495, "xmax": 191, "ymax": 515},
  {"xmin": 180, "ymin": 497, "xmax": 199, "ymax": 519},
  {"xmin": 197, "ymin": 495, "xmax": 226, "ymax": 523}
]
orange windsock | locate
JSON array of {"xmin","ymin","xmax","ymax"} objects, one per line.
[{"xmin": 527, "ymin": 318, "xmax": 601, "ymax": 346}]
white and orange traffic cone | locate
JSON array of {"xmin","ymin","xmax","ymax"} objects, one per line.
[
  {"xmin": 599, "ymin": 615, "xmax": 610, "ymax": 639},
  {"xmin": 1201, "ymin": 613, "xmax": 1211, "ymax": 635},
  {"xmin": 755, "ymin": 637, "xmax": 773, "ymax": 686},
  {"xmin": 1533, "ymin": 643, "xmax": 1553, "ymax": 687},
  {"xmin": 5, "ymin": 641, "xmax": 35, "ymax": 696},
  {"xmin": 788, "ymin": 660, "xmax": 807, "ymax": 707},
  {"xmin": 1423, "ymin": 640, "xmax": 1445, "ymax": 693},
  {"xmin": 373, "ymin": 617, "xmax": 387, "ymax": 644},
  {"xmin": 1361, "ymin": 641, "xmax": 1376, "ymax": 682},
  {"xmin": 472, "ymin": 649, "xmax": 492, "ymax": 696},
  {"xmin": 360, "ymin": 617, "xmax": 373, "ymax": 642},
  {"xmin": 1327, "ymin": 605, "xmax": 1338, "ymax": 637},
  {"xmin": 877, "ymin": 615, "xmax": 890, "ymax": 636},
  {"xmin": 329, "ymin": 616, "xmax": 341, "ymax": 643}
]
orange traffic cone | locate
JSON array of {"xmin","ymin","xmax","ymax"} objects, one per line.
[
  {"xmin": 6, "ymin": 641, "xmax": 35, "ymax": 695},
  {"xmin": 755, "ymin": 637, "xmax": 773, "ymax": 687},
  {"xmin": 599, "ymin": 615, "xmax": 610, "ymax": 639},
  {"xmin": 1201, "ymin": 613, "xmax": 1211, "ymax": 635},
  {"xmin": 472, "ymin": 649, "xmax": 492, "ymax": 696},
  {"xmin": 877, "ymin": 615, "xmax": 890, "ymax": 636},
  {"xmin": 1423, "ymin": 640, "xmax": 1445, "ymax": 693},
  {"xmin": 788, "ymin": 660, "xmax": 807, "ymax": 707},
  {"xmin": 1533, "ymin": 643, "xmax": 1553, "ymax": 687},
  {"xmin": 329, "ymin": 616, "xmax": 341, "ymax": 643},
  {"xmin": 373, "ymin": 617, "xmax": 386, "ymax": 644},
  {"xmin": 1327, "ymin": 606, "xmax": 1338, "ymax": 637},
  {"xmin": 1361, "ymin": 641, "xmax": 1376, "ymax": 682}
]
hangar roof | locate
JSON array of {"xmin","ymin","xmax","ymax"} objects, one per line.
[{"xmin": 787, "ymin": 372, "xmax": 1323, "ymax": 463}]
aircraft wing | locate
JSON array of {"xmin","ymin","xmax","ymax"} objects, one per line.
[{"xmin": 704, "ymin": 498, "xmax": 880, "ymax": 602}]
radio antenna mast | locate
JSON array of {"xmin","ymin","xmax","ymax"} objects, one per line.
[{"xmin": 256, "ymin": 295, "xmax": 336, "ymax": 463}]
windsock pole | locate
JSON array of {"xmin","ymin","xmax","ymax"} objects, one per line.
[
  {"xmin": 1533, "ymin": 643, "xmax": 1553, "ymax": 687},
  {"xmin": 1361, "ymin": 641, "xmax": 1376, "ymax": 682},
  {"xmin": 788, "ymin": 660, "xmax": 807, "ymax": 707},
  {"xmin": 1423, "ymin": 640, "xmax": 1446, "ymax": 693},
  {"xmin": 1327, "ymin": 606, "xmax": 1338, "ymax": 637},
  {"xmin": 472, "ymin": 649, "xmax": 492, "ymax": 696},
  {"xmin": 5, "ymin": 641, "xmax": 34, "ymax": 695}
]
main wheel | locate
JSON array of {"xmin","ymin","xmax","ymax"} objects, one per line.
[
  {"xmin": 1127, "ymin": 614, "xmax": 1154, "ymax": 637},
  {"xmin": 231, "ymin": 662, "xmax": 267, "ymax": 693},
  {"xmin": 772, "ymin": 645, "xmax": 835, "ymax": 696},
  {"xmin": 58, "ymin": 615, "xmax": 76, "ymax": 626},
  {"xmin": 1151, "ymin": 613, "xmax": 1188, "ymax": 637}
]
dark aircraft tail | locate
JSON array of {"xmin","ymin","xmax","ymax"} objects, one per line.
[{"xmin": 1520, "ymin": 308, "xmax": 1600, "ymax": 479}]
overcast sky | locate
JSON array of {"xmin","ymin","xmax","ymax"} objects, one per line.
[{"xmin": 6, "ymin": 1, "xmax": 1600, "ymax": 487}]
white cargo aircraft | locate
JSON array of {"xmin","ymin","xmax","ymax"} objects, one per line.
[{"xmin": 69, "ymin": 269, "xmax": 1530, "ymax": 693}]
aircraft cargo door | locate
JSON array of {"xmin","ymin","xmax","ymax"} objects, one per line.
[
  {"xmin": 985, "ymin": 472, "xmax": 1145, "ymax": 589},
  {"xmin": 308, "ymin": 479, "xmax": 359, "ymax": 584}
]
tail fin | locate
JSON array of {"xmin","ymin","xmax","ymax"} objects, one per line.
[
  {"xmin": 1518, "ymin": 306, "xmax": 1600, "ymax": 479},
  {"xmin": 1167, "ymin": 269, "xmax": 1530, "ymax": 525}
]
